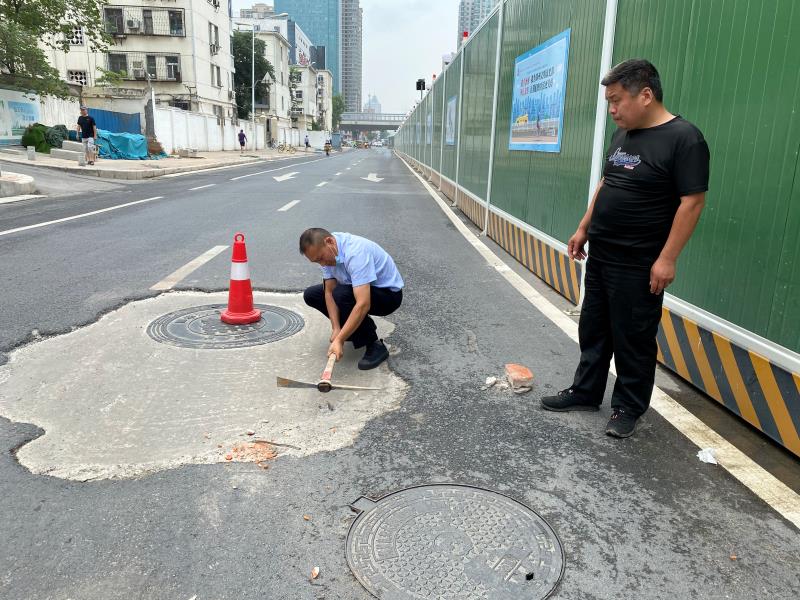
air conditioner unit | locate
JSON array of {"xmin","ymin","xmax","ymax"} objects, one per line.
[
  {"xmin": 210, "ymin": 43, "xmax": 220, "ymax": 55},
  {"xmin": 131, "ymin": 60, "xmax": 144, "ymax": 69},
  {"xmin": 127, "ymin": 19, "xmax": 141, "ymax": 30},
  {"xmin": 228, "ymin": 91, "xmax": 235, "ymax": 100},
  {"xmin": 133, "ymin": 68, "xmax": 146, "ymax": 79}
]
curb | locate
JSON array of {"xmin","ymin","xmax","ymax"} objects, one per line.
[
  {"xmin": 0, "ymin": 155, "xmax": 267, "ymax": 181},
  {"xmin": 0, "ymin": 171, "xmax": 36, "ymax": 197}
]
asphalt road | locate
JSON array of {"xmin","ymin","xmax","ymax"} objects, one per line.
[{"xmin": 1, "ymin": 149, "xmax": 798, "ymax": 599}]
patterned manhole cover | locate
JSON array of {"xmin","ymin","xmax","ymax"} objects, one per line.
[
  {"xmin": 146, "ymin": 304, "xmax": 304, "ymax": 349},
  {"xmin": 346, "ymin": 484, "xmax": 564, "ymax": 600}
]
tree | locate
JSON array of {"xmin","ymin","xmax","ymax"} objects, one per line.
[
  {"xmin": 0, "ymin": 0, "xmax": 110, "ymax": 98},
  {"xmin": 332, "ymin": 94, "xmax": 345, "ymax": 130},
  {"xmin": 232, "ymin": 31, "xmax": 274, "ymax": 120},
  {"xmin": 288, "ymin": 66, "xmax": 302, "ymax": 123}
]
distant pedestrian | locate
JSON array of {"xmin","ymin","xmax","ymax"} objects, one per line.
[
  {"xmin": 541, "ymin": 59, "xmax": 710, "ymax": 438},
  {"xmin": 238, "ymin": 129, "xmax": 247, "ymax": 154},
  {"xmin": 76, "ymin": 105, "xmax": 97, "ymax": 165},
  {"xmin": 304, "ymin": 134, "xmax": 310, "ymax": 151}
]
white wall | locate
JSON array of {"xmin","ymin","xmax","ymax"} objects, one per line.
[
  {"xmin": 154, "ymin": 106, "xmax": 267, "ymax": 154},
  {"xmin": 0, "ymin": 88, "xmax": 81, "ymax": 145}
]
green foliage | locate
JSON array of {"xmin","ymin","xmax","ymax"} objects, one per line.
[
  {"xmin": 232, "ymin": 31, "xmax": 275, "ymax": 120},
  {"xmin": 0, "ymin": 0, "xmax": 110, "ymax": 98},
  {"xmin": 95, "ymin": 67, "xmax": 126, "ymax": 87},
  {"xmin": 332, "ymin": 94, "xmax": 345, "ymax": 129}
]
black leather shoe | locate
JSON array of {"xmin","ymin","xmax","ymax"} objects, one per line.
[
  {"xmin": 358, "ymin": 340, "xmax": 389, "ymax": 370},
  {"xmin": 540, "ymin": 388, "xmax": 600, "ymax": 412},
  {"xmin": 605, "ymin": 408, "xmax": 638, "ymax": 438}
]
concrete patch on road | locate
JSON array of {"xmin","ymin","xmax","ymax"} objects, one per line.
[{"xmin": 0, "ymin": 292, "xmax": 406, "ymax": 481}]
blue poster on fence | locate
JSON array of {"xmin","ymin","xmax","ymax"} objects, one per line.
[{"xmin": 509, "ymin": 29, "xmax": 570, "ymax": 152}]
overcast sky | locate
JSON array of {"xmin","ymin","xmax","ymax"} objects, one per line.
[{"xmin": 230, "ymin": 0, "xmax": 460, "ymax": 113}]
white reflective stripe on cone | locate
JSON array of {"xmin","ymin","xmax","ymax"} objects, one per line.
[{"xmin": 230, "ymin": 262, "xmax": 250, "ymax": 281}]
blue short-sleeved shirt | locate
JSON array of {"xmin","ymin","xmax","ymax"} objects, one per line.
[{"xmin": 321, "ymin": 232, "xmax": 404, "ymax": 291}]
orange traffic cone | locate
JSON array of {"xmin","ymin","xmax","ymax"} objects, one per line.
[{"xmin": 221, "ymin": 233, "xmax": 262, "ymax": 324}]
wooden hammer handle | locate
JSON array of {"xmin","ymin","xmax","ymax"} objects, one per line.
[{"xmin": 321, "ymin": 353, "xmax": 337, "ymax": 382}]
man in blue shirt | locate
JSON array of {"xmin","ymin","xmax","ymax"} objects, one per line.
[{"xmin": 300, "ymin": 228, "xmax": 404, "ymax": 370}]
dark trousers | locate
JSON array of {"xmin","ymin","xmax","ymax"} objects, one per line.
[
  {"xmin": 303, "ymin": 283, "xmax": 403, "ymax": 348},
  {"xmin": 571, "ymin": 258, "xmax": 663, "ymax": 417}
]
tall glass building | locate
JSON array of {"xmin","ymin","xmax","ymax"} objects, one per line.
[
  {"xmin": 274, "ymin": 0, "xmax": 362, "ymax": 111},
  {"xmin": 274, "ymin": 0, "xmax": 341, "ymax": 93}
]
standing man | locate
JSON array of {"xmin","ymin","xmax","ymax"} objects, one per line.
[
  {"xmin": 238, "ymin": 129, "xmax": 247, "ymax": 154},
  {"xmin": 76, "ymin": 105, "xmax": 97, "ymax": 165},
  {"xmin": 541, "ymin": 59, "xmax": 710, "ymax": 438},
  {"xmin": 300, "ymin": 228, "xmax": 404, "ymax": 370}
]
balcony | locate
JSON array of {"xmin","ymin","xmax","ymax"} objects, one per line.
[
  {"xmin": 104, "ymin": 6, "xmax": 185, "ymax": 37},
  {"xmin": 106, "ymin": 52, "xmax": 182, "ymax": 82}
]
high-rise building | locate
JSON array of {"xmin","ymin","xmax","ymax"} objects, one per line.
[
  {"xmin": 274, "ymin": 0, "xmax": 339, "ymax": 91},
  {"xmin": 340, "ymin": 0, "xmax": 362, "ymax": 112},
  {"xmin": 274, "ymin": 0, "xmax": 362, "ymax": 111},
  {"xmin": 457, "ymin": 0, "xmax": 499, "ymax": 47},
  {"xmin": 363, "ymin": 94, "xmax": 381, "ymax": 114},
  {"xmin": 240, "ymin": 3, "xmax": 273, "ymax": 19}
]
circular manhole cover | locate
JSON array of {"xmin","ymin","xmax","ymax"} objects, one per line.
[
  {"xmin": 146, "ymin": 304, "xmax": 304, "ymax": 349},
  {"xmin": 346, "ymin": 484, "xmax": 564, "ymax": 600}
]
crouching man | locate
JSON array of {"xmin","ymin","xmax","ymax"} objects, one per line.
[{"xmin": 300, "ymin": 228, "xmax": 404, "ymax": 370}]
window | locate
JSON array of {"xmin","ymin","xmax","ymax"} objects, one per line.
[
  {"xmin": 104, "ymin": 8, "xmax": 124, "ymax": 33},
  {"xmin": 108, "ymin": 53, "xmax": 127, "ymax": 74},
  {"xmin": 143, "ymin": 10, "xmax": 154, "ymax": 35},
  {"xmin": 68, "ymin": 27, "xmax": 84, "ymax": 46},
  {"xmin": 215, "ymin": 66, "xmax": 222, "ymax": 87},
  {"xmin": 210, "ymin": 64, "xmax": 215, "ymax": 85},
  {"xmin": 169, "ymin": 11, "xmax": 184, "ymax": 36},
  {"xmin": 146, "ymin": 55, "xmax": 157, "ymax": 79},
  {"xmin": 165, "ymin": 55, "xmax": 180, "ymax": 80},
  {"xmin": 295, "ymin": 90, "xmax": 303, "ymax": 100},
  {"xmin": 67, "ymin": 70, "xmax": 87, "ymax": 85}
]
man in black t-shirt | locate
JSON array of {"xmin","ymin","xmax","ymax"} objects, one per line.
[
  {"xmin": 541, "ymin": 59, "xmax": 710, "ymax": 438},
  {"xmin": 76, "ymin": 106, "xmax": 98, "ymax": 165}
]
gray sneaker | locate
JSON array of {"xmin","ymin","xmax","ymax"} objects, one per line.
[
  {"xmin": 605, "ymin": 408, "xmax": 638, "ymax": 438},
  {"xmin": 540, "ymin": 388, "xmax": 600, "ymax": 412}
]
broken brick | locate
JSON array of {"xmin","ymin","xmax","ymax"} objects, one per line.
[{"xmin": 505, "ymin": 363, "xmax": 534, "ymax": 389}]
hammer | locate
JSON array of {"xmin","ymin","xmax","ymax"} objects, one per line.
[{"xmin": 276, "ymin": 354, "xmax": 381, "ymax": 393}]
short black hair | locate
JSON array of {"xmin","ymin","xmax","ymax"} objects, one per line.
[
  {"xmin": 299, "ymin": 228, "xmax": 332, "ymax": 254},
  {"xmin": 601, "ymin": 59, "xmax": 663, "ymax": 102}
]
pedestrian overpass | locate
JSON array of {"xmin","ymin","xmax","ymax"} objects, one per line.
[{"xmin": 340, "ymin": 112, "xmax": 405, "ymax": 132}]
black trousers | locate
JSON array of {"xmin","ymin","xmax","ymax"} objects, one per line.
[
  {"xmin": 571, "ymin": 258, "xmax": 663, "ymax": 417},
  {"xmin": 303, "ymin": 283, "xmax": 403, "ymax": 348}
]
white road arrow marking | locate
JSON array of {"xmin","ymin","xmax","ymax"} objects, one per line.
[
  {"xmin": 361, "ymin": 173, "xmax": 384, "ymax": 182},
  {"xmin": 316, "ymin": 181, "xmax": 328, "ymax": 187},
  {"xmin": 273, "ymin": 171, "xmax": 299, "ymax": 182}
]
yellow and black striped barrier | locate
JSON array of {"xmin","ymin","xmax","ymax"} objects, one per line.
[
  {"xmin": 657, "ymin": 306, "xmax": 800, "ymax": 457},
  {"xmin": 407, "ymin": 154, "xmax": 800, "ymax": 459}
]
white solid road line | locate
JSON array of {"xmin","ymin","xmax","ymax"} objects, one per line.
[
  {"xmin": 0, "ymin": 194, "xmax": 46, "ymax": 205},
  {"xmin": 230, "ymin": 157, "xmax": 327, "ymax": 181},
  {"xmin": 0, "ymin": 196, "xmax": 164, "ymax": 238},
  {"xmin": 277, "ymin": 200, "xmax": 301, "ymax": 212},
  {"xmin": 189, "ymin": 184, "xmax": 216, "ymax": 191},
  {"xmin": 335, "ymin": 172, "xmax": 342, "ymax": 176},
  {"xmin": 399, "ymin": 154, "xmax": 800, "ymax": 530},
  {"xmin": 316, "ymin": 181, "xmax": 328, "ymax": 187},
  {"xmin": 150, "ymin": 245, "xmax": 229, "ymax": 291}
]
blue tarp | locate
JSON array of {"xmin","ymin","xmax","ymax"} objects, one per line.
[{"xmin": 95, "ymin": 130, "xmax": 165, "ymax": 160}]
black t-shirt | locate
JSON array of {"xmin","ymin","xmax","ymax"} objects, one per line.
[
  {"xmin": 77, "ymin": 115, "xmax": 96, "ymax": 139},
  {"xmin": 588, "ymin": 116, "xmax": 710, "ymax": 268}
]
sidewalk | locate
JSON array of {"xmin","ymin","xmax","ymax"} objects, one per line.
[{"xmin": 0, "ymin": 147, "xmax": 322, "ymax": 181}]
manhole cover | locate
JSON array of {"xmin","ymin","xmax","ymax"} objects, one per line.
[
  {"xmin": 146, "ymin": 304, "xmax": 304, "ymax": 349},
  {"xmin": 346, "ymin": 484, "xmax": 564, "ymax": 600}
]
